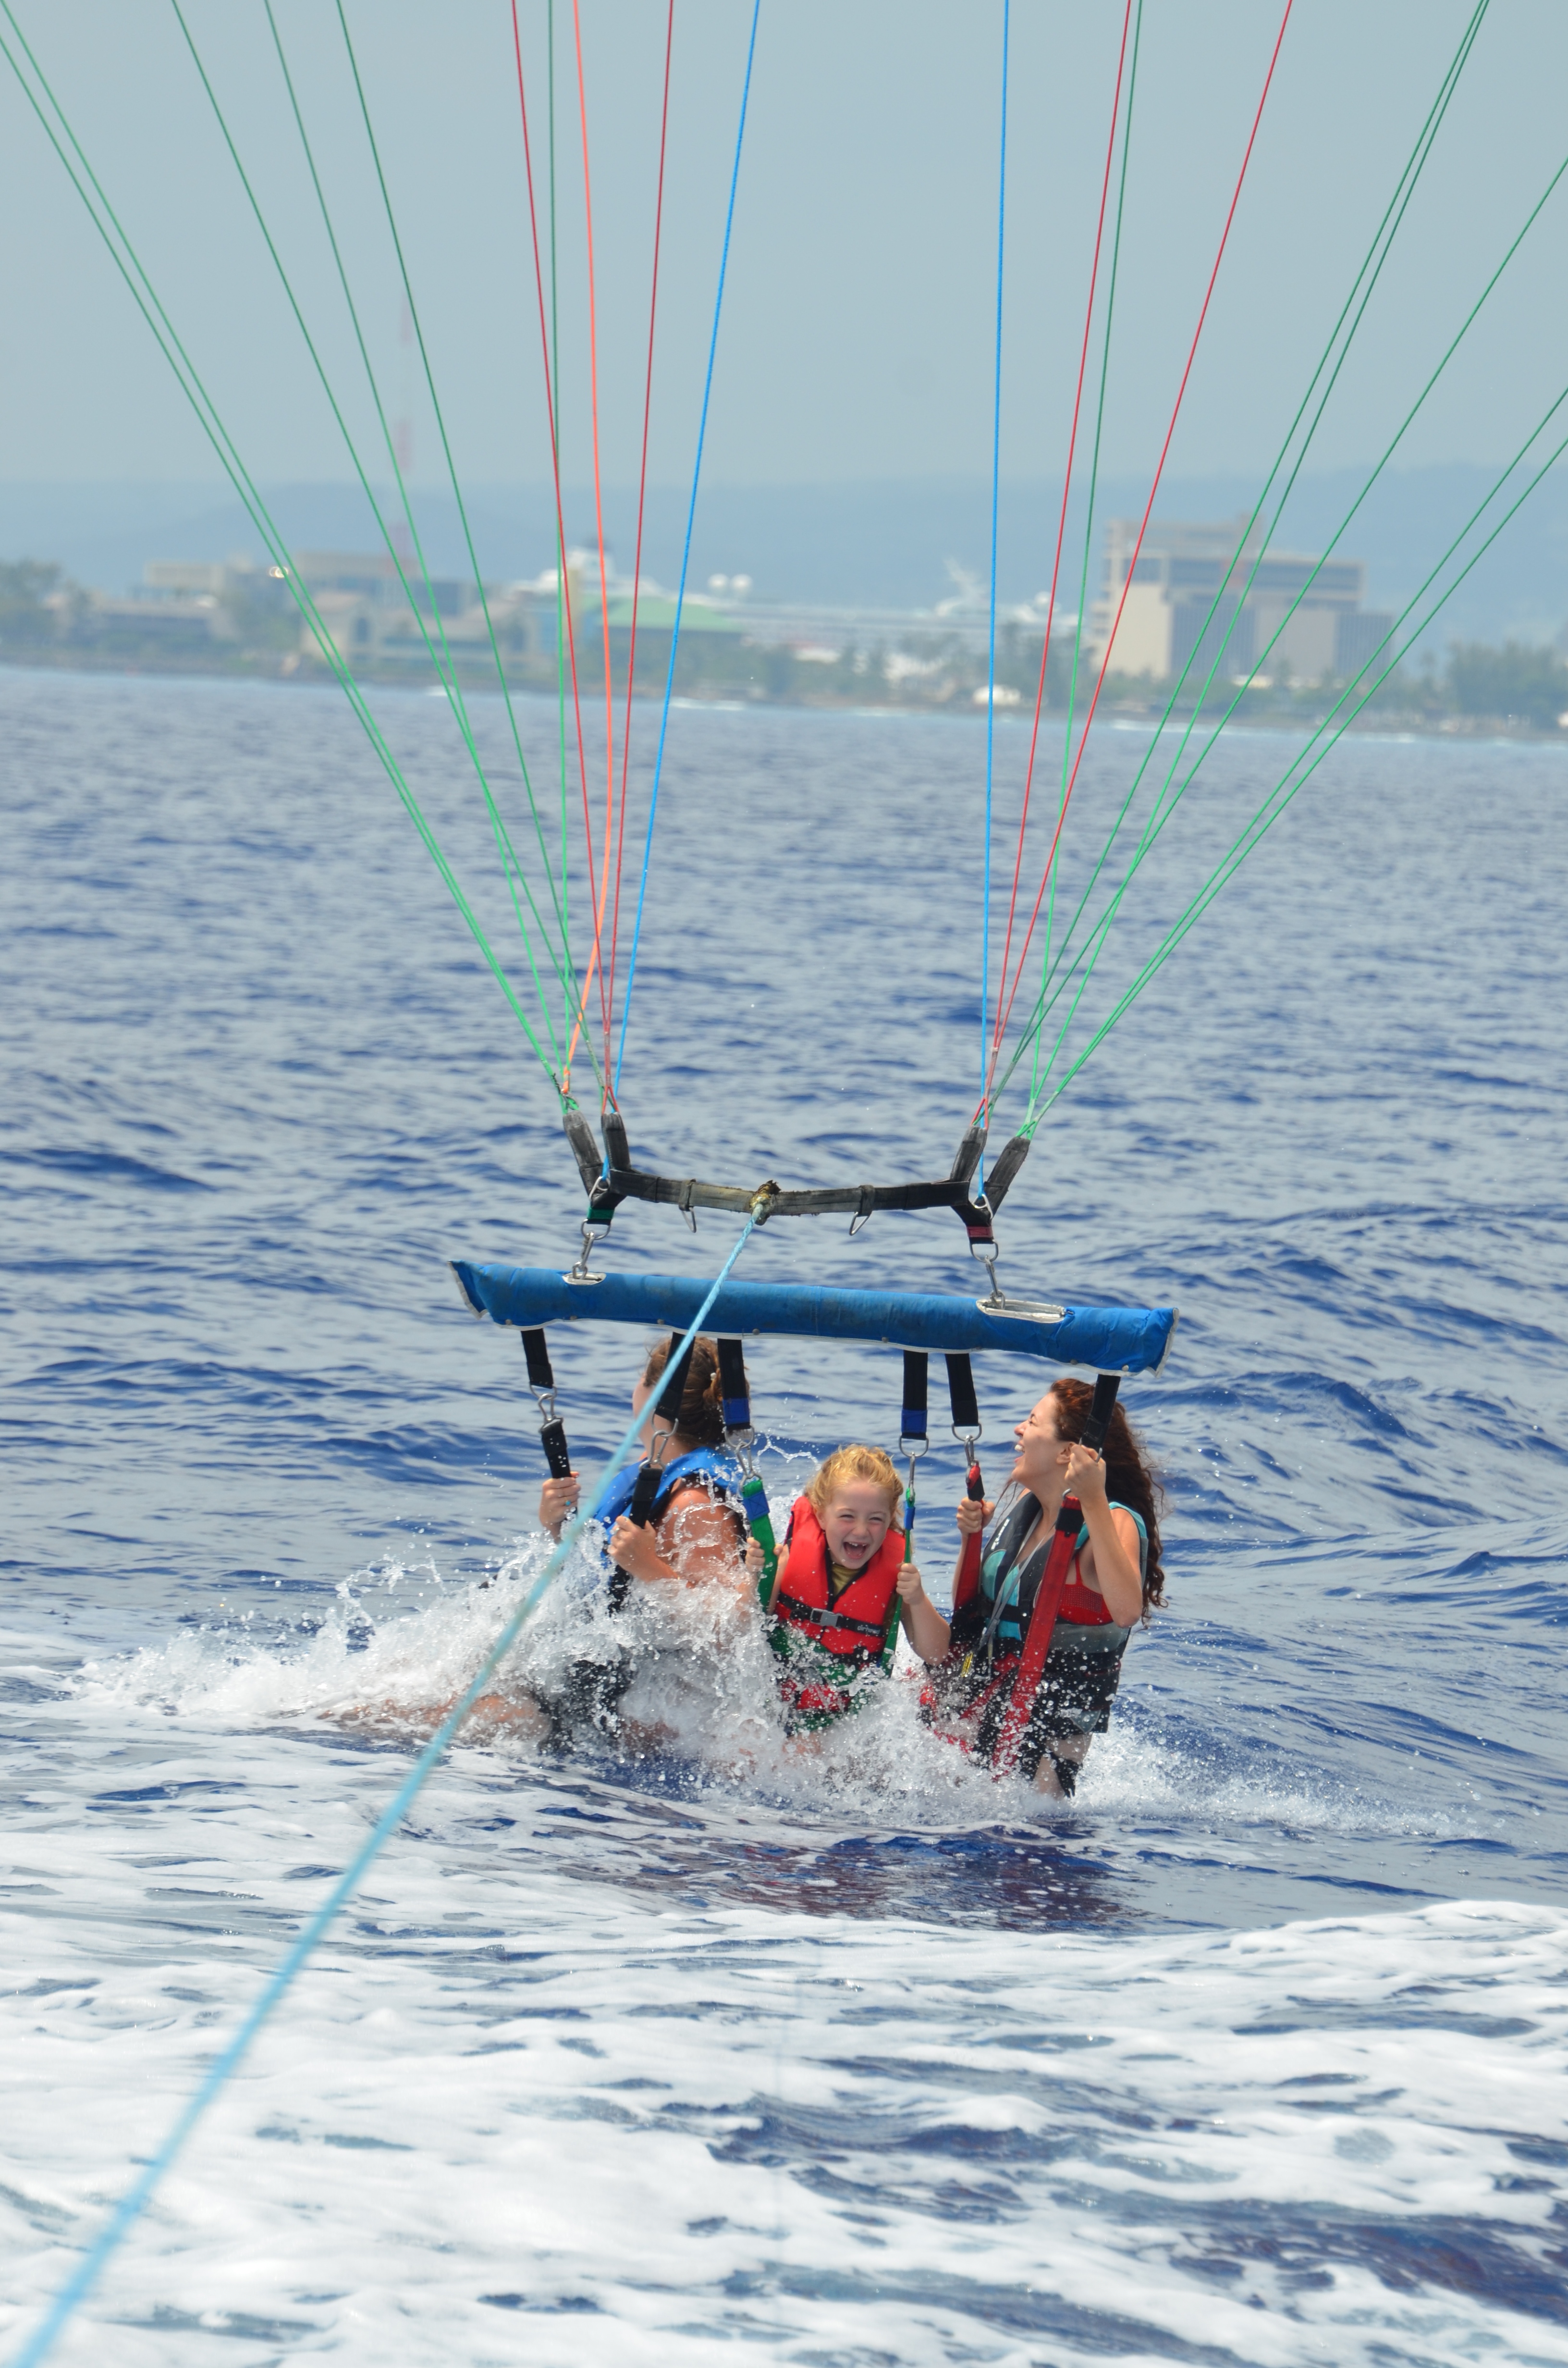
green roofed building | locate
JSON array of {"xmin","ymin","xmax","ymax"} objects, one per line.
[{"xmin": 603, "ymin": 592, "xmax": 746, "ymax": 655}]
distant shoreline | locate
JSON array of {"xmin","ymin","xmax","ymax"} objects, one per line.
[{"xmin": 5, "ymin": 644, "xmax": 1568, "ymax": 745}]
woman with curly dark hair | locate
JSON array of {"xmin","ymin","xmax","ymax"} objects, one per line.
[{"xmin": 917, "ymin": 1378, "xmax": 1165, "ymax": 1798}]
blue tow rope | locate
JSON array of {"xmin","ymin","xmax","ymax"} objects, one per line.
[{"xmin": 11, "ymin": 1218, "xmax": 761, "ymax": 2368}]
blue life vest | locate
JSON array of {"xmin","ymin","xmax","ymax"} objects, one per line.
[{"xmin": 590, "ymin": 1446, "xmax": 745, "ymax": 1566}]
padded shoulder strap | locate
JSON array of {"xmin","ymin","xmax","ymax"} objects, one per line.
[{"xmin": 1071, "ymin": 1500, "xmax": 1149, "ymax": 1586}]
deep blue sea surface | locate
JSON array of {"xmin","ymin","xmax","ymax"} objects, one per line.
[{"xmin": 3, "ymin": 666, "xmax": 1567, "ymax": 2365}]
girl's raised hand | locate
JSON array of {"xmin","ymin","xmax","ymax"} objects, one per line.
[
  {"xmin": 955, "ymin": 1495, "xmax": 994, "ymax": 1536},
  {"xmin": 539, "ymin": 1471, "xmax": 581, "ymax": 1537},
  {"xmin": 743, "ymin": 1536, "xmax": 766, "ymax": 1577},
  {"xmin": 1064, "ymin": 1442, "xmax": 1108, "ymax": 1505},
  {"xmin": 895, "ymin": 1557, "xmax": 951, "ymax": 1662}
]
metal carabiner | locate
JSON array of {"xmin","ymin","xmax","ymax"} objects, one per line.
[
  {"xmin": 898, "ymin": 1430, "xmax": 931, "ymax": 1506},
  {"xmin": 726, "ymin": 1424, "xmax": 760, "ymax": 1482},
  {"xmin": 566, "ymin": 1221, "xmax": 610, "ymax": 1284},
  {"xmin": 972, "ymin": 1239, "xmax": 1004, "ymax": 1308}
]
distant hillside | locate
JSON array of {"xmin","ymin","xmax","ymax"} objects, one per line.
[{"xmin": 3, "ymin": 466, "xmax": 1564, "ymax": 648}]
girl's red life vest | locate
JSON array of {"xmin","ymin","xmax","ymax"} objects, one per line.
[
  {"xmin": 770, "ymin": 1497, "xmax": 905, "ymax": 1658},
  {"xmin": 768, "ymin": 1497, "xmax": 906, "ymax": 1729}
]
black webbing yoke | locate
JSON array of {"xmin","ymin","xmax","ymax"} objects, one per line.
[{"xmin": 562, "ymin": 1107, "xmax": 1034, "ymax": 1250}]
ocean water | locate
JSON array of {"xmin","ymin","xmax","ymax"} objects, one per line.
[{"xmin": 2, "ymin": 666, "xmax": 1567, "ymax": 2365}]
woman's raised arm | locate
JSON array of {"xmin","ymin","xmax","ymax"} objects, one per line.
[{"xmin": 1064, "ymin": 1444, "xmax": 1143, "ymax": 1625}]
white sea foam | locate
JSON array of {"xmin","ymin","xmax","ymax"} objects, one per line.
[
  {"xmin": 71, "ymin": 1539, "xmax": 1469, "ymax": 1845},
  {"xmin": 2, "ymin": 1708, "xmax": 1565, "ymax": 2368},
  {"xmin": 6, "ymin": 1533, "xmax": 1545, "ymax": 2365}
]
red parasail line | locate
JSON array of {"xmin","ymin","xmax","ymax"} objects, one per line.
[
  {"xmin": 986, "ymin": 0, "xmax": 1295, "ymax": 1097},
  {"xmin": 984, "ymin": 0, "xmax": 1136, "ymax": 1102},
  {"xmin": 604, "ymin": 0, "xmax": 675, "ymax": 1093},
  {"xmin": 567, "ymin": 0, "xmax": 618, "ymax": 1079},
  {"xmin": 510, "ymin": 0, "xmax": 600, "ymax": 1085}
]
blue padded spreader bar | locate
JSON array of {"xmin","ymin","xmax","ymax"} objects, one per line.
[{"xmin": 450, "ymin": 1262, "xmax": 1176, "ymax": 1375}]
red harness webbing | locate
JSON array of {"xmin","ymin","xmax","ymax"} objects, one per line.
[
  {"xmin": 992, "ymin": 1492, "xmax": 1084, "ymax": 1775},
  {"xmin": 951, "ymin": 1456, "xmax": 987, "ymax": 1617}
]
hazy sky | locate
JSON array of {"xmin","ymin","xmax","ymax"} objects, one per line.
[{"xmin": 2, "ymin": 0, "xmax": 1565, "ymax": 495}]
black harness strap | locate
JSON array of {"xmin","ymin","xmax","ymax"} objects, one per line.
[
  {"xmin": 982, "ymin": 1131, "xmax": 1031, "ymax": 1215},
  {"xmin": 608, "ymin": 1332, "xmax": 697, "ymax": 1612},
  {"xmin": 772, "ymin": 1590, "xmax": 890, "ymax": 1643},
  {"xmin": 654, "ymin": 1330, "xmax": 697, "ymax": 1422},
  {"xmin": 943, "ymin": 1352, "xmax": 980, "ymax": 1438},
  {"xmin": 520, "ymin": 1327, "xmax": 554, "ymax": 1393},
  {"xmin": 900, "ymin": 1351, "xmax": 929, "ymax": 1445},
  {"xmin": 716, "ymin": 1334, "xmax": 750, "ymax": 1435},
  {"xmin": 1081, "ymin": 1371, "xmax": 1122, "ymax": 1455},
  {"xmin": 627, "ymin": 1332, "xmax": 694, "ymax": 1531},
  {"xmin": 944, "ymin": 1354, "xmax": 985, "ymax": 1609},
  {"xmin": 520, "ymin": 1327, "xmax": 572, "ymax": 1479},
  {"xmin": 601, "ymin": 1106, "xmax": 631, "ymax": 1173},
  {"xmin": 563, "ymin": 1106, "xmax": 604, "ymax": 1191}
]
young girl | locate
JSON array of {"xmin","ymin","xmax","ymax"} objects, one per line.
[
  {"xmin": 916, "ymin": 1379, "xmax": 1164, "ymax": 1796},
  {"xmin": 746, "ymin": 1445, "xmax": 948, "ymax": 1734}
]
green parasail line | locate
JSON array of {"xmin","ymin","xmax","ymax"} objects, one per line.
[
  {"xmin": 1029, "ymin": 379, "xmax": 1568, "ymax": 1126},
  {"xmin": 332, "ymin": 0, "xmax": 607, "ymax": 1080},
  {"xmin": 999, "ymin": 10, "xmax": 1563, "ymax": 1118},
  {"xmin": 167, "ymin": 0, "xmax": 583, "ymax": 1080},
  {"xmin": 1016, "ymin": 87, "xmax": 1568, "ymax": 1123},
  {"xmin": 0, "ymin": 3, "xmax": 564, "ymax": 1092},
  {"xmin": 258, "ymin": 0, "xmax": 585, "ymax": 1073},
  {"xmin": 1033, "ymin": 0, "xmax": 1144, "ymax": 1103},
  {"xmin": 1017, "ymin": 0, "xmax": 1490, "ymax": 1115}
]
